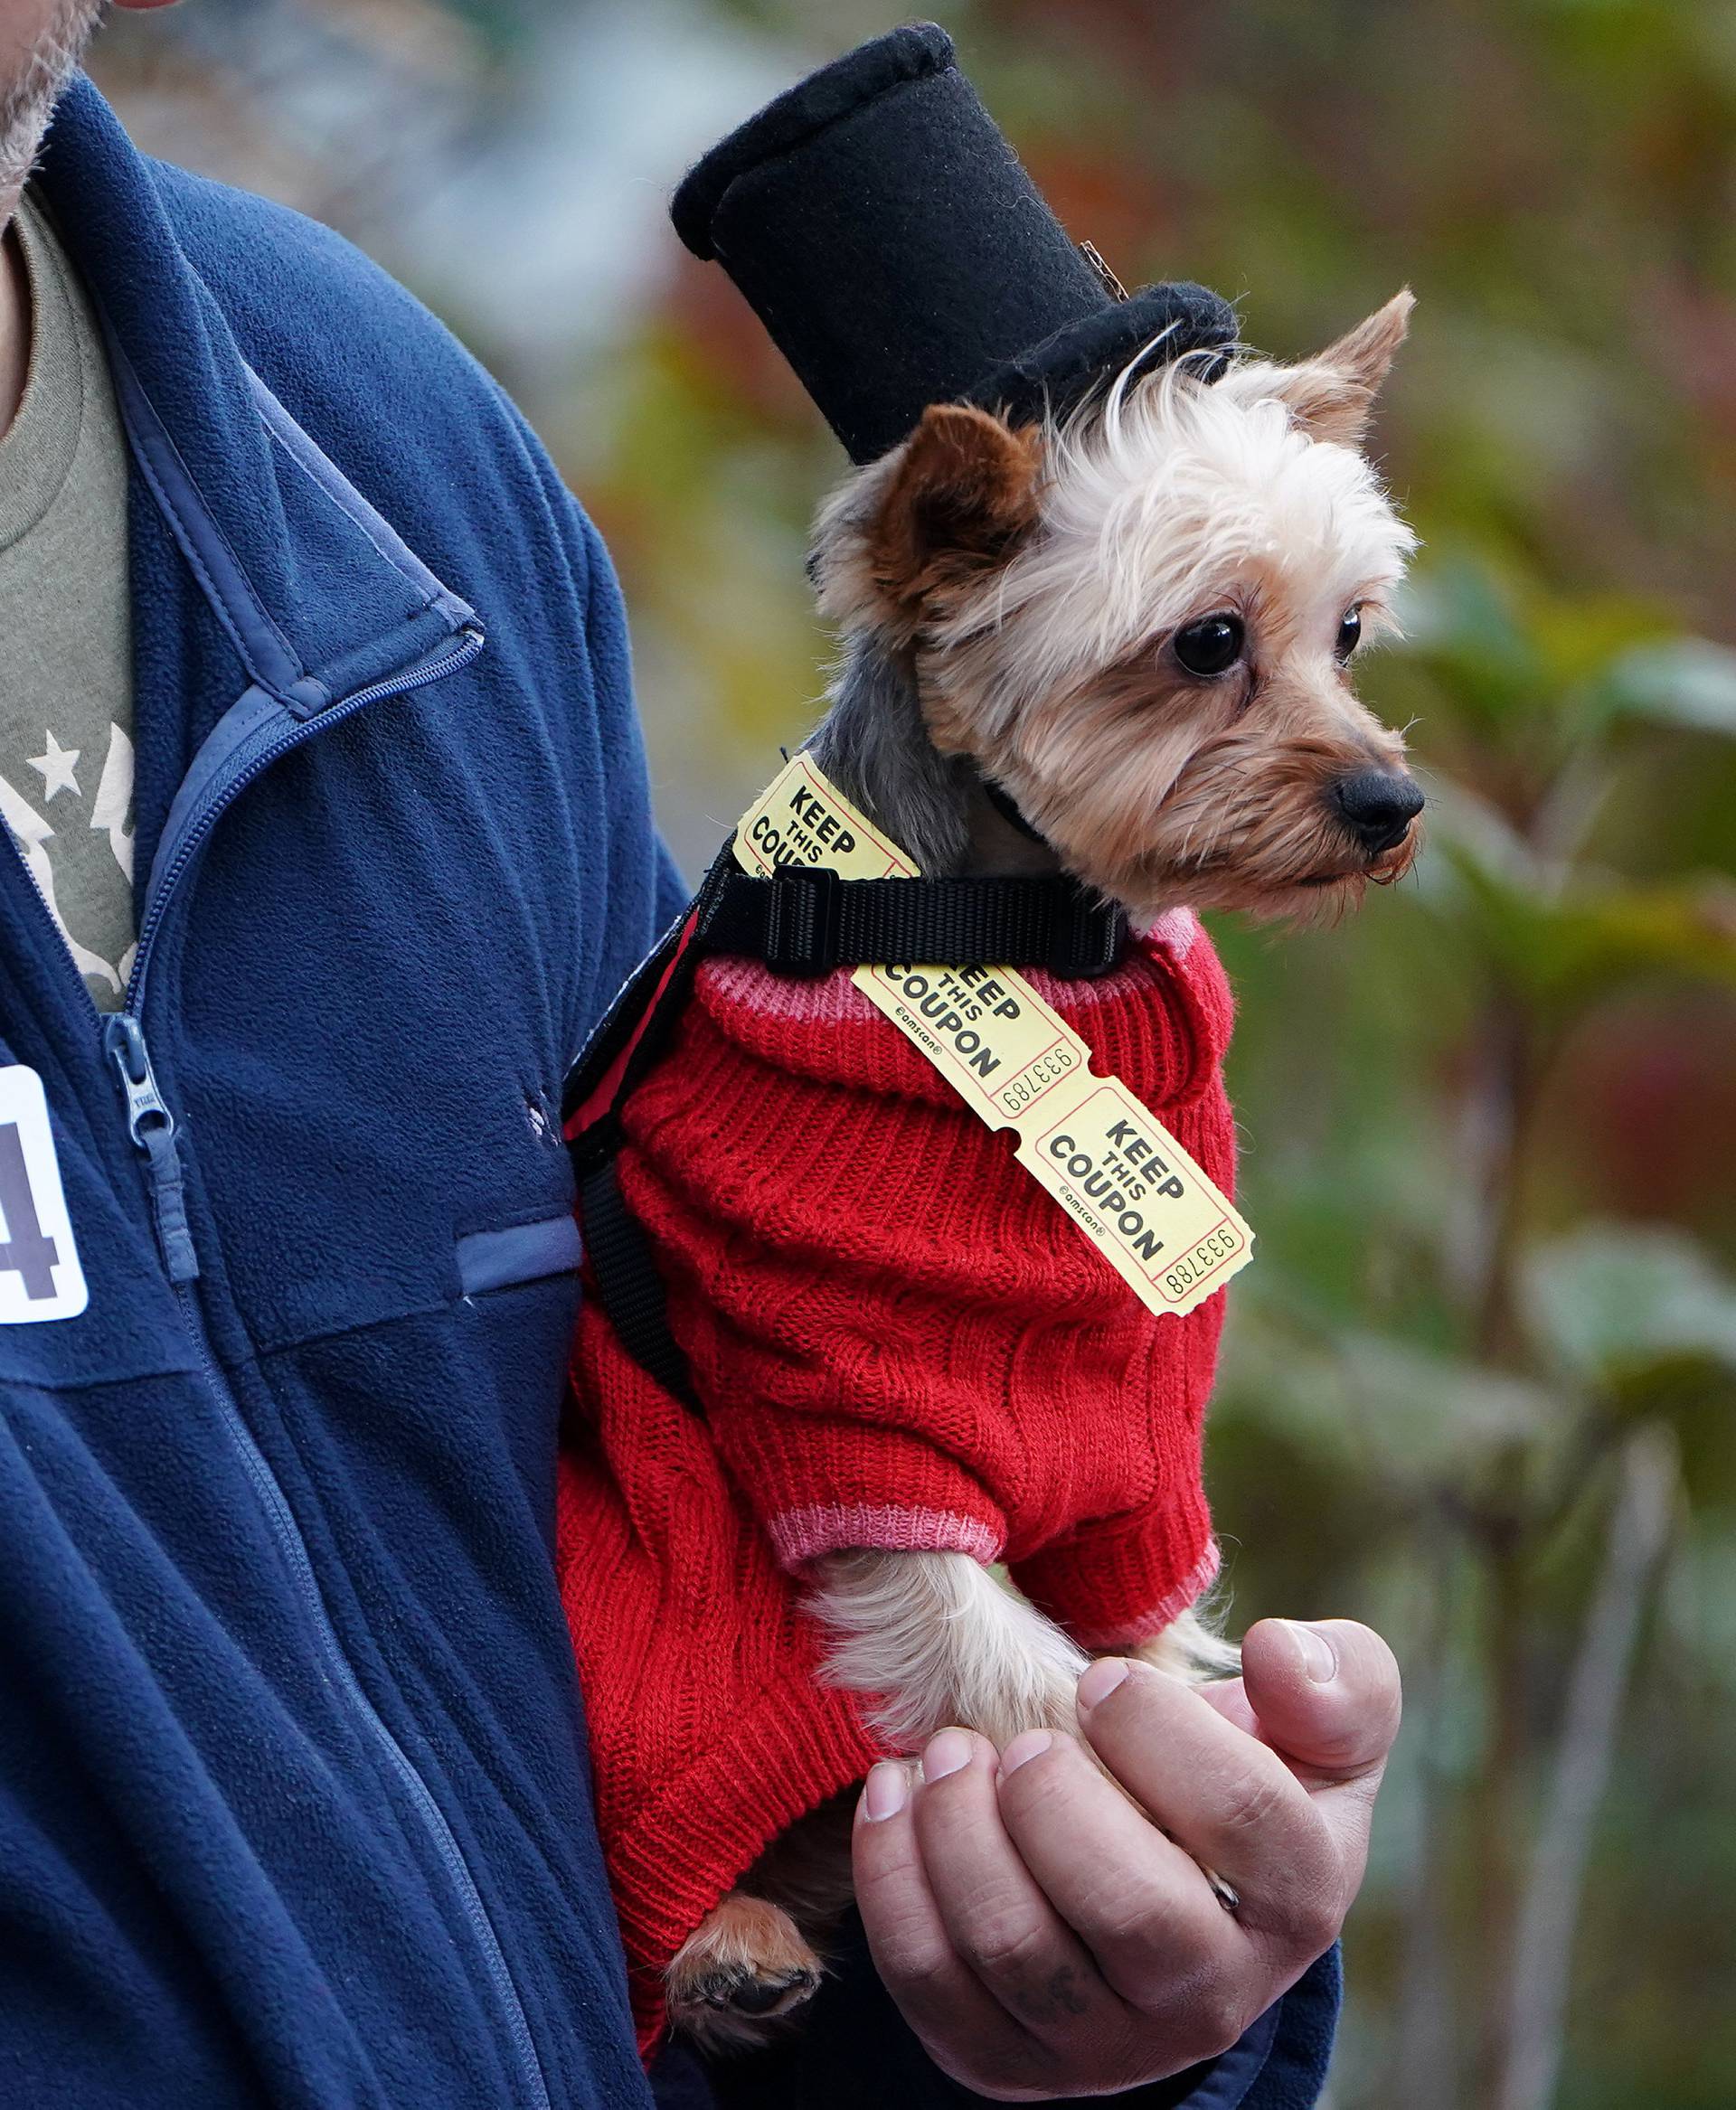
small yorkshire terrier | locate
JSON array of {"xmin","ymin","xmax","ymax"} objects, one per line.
[{"xmin": 561, "ymin": 293, "xmax": 1420, "ymax": 2051}]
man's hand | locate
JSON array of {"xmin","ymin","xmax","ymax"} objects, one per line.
[{"xmin": 853, "ymin": 1618, "xmax": 1401, "ymax": 2102}]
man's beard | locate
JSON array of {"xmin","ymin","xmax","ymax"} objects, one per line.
[{"xmin": 0, "ymin": 0, "xmax": 106, "ymax": 203}]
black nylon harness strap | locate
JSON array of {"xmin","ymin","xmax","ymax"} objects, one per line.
[
  {"xmin": 697, "ymin": 864, "xmax": 1126, "ymax": 980},
  {"xmin": 576, "ymin": 1151, "xmax": 702, "ymax": 1410},
  {"xmin": 981, "ymin": 777, "xmax": 1051, "ymax": 848}
]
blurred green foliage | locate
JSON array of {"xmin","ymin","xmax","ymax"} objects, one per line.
[{"xmin": 93, "ymin": 2, "xmax": 1736, "ymax": 2103}]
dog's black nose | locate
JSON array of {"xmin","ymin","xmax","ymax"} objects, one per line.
[{"xmin": 1331, "ymin": 770, "xmax": 1424, "ymax": 853}]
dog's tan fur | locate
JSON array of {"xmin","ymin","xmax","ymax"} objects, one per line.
[{"xmin": 666, "ymin": 295, "xmax": 1419, "ymax": 2046}]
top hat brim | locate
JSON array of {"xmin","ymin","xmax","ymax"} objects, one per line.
[{"xmin": 963, "ymin": 283, "xmax": 1238, "ymax": 430}]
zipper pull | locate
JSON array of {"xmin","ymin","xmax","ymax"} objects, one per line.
[{"xmin": 103, "ymin": 1013, "xmax": 201, "ymax": 1285}]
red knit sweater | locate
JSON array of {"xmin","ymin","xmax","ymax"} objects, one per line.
[{"xmin": 556, "ymin": 907, "xmax": 1236, "ymax": 2048}]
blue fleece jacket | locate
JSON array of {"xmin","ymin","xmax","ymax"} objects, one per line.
[{"xmin": 0, "ymin": 76, "xmax": 1337, "ymax": 2110}]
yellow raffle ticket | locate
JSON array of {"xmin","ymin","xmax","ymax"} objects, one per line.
[{"xmin": 732, "ymin": 755, "xmax": 1253, "ymax": 1318}]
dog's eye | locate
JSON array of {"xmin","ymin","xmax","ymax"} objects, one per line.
[
  {"xmin": 1335, "ymin": 606, "xmax": 1363, "ymax": 662},
  {"xmin": 1172, "ymin": 614, "xmax": 1245, "ymax": 678}
]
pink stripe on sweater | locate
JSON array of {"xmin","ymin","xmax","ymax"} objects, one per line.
[
  {"xmin": 1141, "ymin": 905, "xmax": 1200, "ymax": 962},
  {"xmin": 702, "ymin": 954, "xmax": 880, "ymax": 1024},
  {"xmin": 769, "ymin": 1503, "xmax": 1005, "ymax": 1568}
]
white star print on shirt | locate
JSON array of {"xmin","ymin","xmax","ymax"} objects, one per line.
[
  {"xmin": 0, "ymin": 773, "xmax": 123, "ymax": 994},
  {"xmin": 1, "ymin": 724, "xmax": 135, "ymax": 1000},
  {"xmin": 89, "ymin": 721, "xmax": 135, "ymax": 881},
  {"xmin": 27, "ymin": 730, "xmax": 80, "ymax": 801}
]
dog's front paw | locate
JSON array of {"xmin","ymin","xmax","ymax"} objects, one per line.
[{"xmin": 666, "ymin": 1892, "xmax": 824, "ymax": 2052}]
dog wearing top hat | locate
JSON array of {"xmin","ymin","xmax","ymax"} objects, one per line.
[{"xmin": 555, "ymin": 23, "xmax": 1421, "ymax": 2053}]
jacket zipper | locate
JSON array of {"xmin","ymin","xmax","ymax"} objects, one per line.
[
  {"xmin": 105, "ymin": 1014, "xmax": 198, "ymax": 1282},
  {"xmin": 122, "ymin": 627, "xmax": 484, "ymax": 1013},
  {"xmin": 2, "ymin": 625, "xmax": 552, "ymax": 2109}
]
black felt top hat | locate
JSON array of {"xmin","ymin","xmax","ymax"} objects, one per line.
[{"xmin": 671, "ymin": 22, "xmax": 1238, "ymax": 465}]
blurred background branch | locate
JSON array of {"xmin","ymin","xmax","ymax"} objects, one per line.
[
  {"xmin": 87, "ymin": 4, "xmax": 1736, "ymax": 2103},
  {"xmin": 1500, "ymin": 1423, "xmax": 1678, "ymax": 2110}
]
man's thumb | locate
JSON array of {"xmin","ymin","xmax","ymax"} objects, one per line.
[{"xmin": 1239, "ymin": 1618, "xmax": 1402, "ymax": 1783}]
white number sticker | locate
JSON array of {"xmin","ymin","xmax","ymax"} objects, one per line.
[{"xmin": 0, "ymin": 1065, "xmax": 89, "ymax": 1323}]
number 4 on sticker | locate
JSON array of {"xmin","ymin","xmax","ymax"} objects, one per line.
[{"xmin": 0, "ymin": 1066, "xmax": 89, "ymax": 1323}]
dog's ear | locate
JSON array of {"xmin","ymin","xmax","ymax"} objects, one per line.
[
  {"xmin": 1268, "ymin": 289, "xmax": 1413, "ymax": 447},
  {"xmin": 868, "ymin": 404, "xmax": 1043, "ymax": 616}
]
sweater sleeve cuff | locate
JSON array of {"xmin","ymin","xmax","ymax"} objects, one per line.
[
  {"xmin": 1011, "ymin": 1490, "xmax": 1218, "ymax": 1651},
  {"xmin": 767, "ymin": 1501, "xmax": 1004, "ymax": 1568}
]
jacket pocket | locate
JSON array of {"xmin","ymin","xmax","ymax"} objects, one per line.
[{"xmin": 455, "ymin": 1214, "xmax": 581, "ymax": 1297}]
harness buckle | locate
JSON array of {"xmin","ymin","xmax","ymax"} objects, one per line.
[
  {"xmin": 763, "ymin": 863, "xmax": 844, "ymax": 977},
  {"xmin": 1049, "ymin": 893, "xmax": 1127, "ymax": 978}
]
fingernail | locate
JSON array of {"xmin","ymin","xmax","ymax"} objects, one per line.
[
  {"xmin": 1282, "ymin": 1620, "xmax": 1338, "ymax": 1682},
  {"xmin": 998, "ymin": 1729, "xmax": 1052, "ymax": 1777},
  {"xmin": 1077, "ymin": 1657, "xmax": 1130, "ymax": 1711},
  {"xmin": 861, "ymin": 1761, "xmax": 909, "ymax": 1822},
  {"xmin": 922, "ymin": 1729, "xmax": 973, "ymax": 1782}
]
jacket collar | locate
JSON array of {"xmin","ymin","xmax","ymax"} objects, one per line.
[{"xmin": 32, "ymin": 76, "xmax": 473, "ymax": 716}]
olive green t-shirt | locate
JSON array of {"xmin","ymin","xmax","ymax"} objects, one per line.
[{"xmin": 0, "ymin": 189, "xmax": 136, "ymax": 1010}]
